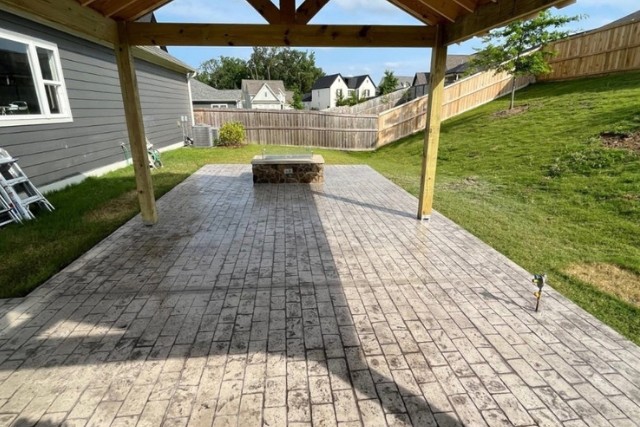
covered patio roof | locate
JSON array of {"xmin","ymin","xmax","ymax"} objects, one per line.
[{"xmin": 0, "ymin": 0, "xmax": 574, "ymax": 224}]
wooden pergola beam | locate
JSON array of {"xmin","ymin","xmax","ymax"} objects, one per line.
[
  {"xmin": 114, "ymin": 22, "xmax": 158, "ymax": 226},
  {"xmin": 296, "ymin": 0, "xmax": 330, "ymax": 25},
  {"xmin": 280, "ymin": 0, "xmax": 296, "ymax": 24},
  {"xmin": 444, "ymin": 0, "xmax": 566, "ymax": 44},
  {"xmin": 418, "ymin": 25, "xmax": 447, "ymax": 220},
  {"xmin": 245, "ymin": 0, "xmax": 282, "ymax": 24},
  {"xmin": 0, "ymin": 0, "xmax": 117, "ymax": 45},
  {"xmin": 125, "ymin": 23, "xmax": 437, "ymax": 47}
]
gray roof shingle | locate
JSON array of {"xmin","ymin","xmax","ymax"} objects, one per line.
[
  {"xmin": 345, "ymin": 75, "xmax": 375, "ymax": 90},
  {"xmin": 312, "ymin": 74, "xmax": 341, "ymax": 90},
  {"xmin": 190, "ymin": 79, "xmax": 242, "ymax": 102},
  {"xmin": 241, "ymin": 80, "xmax": 287, "ymax": 97}
]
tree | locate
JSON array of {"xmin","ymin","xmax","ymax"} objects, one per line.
[
  {"xmin": 379, "ymin": 70, "xmax": 399, "ymax": 95},
  {"xmin": 247, "ymin": 47, "xmax": 324, "ymax": 94},
  {"xmin": 196, "ymin": 56, "xmax": 249, "ymax": 89},
  {"xmin": 292, "ymin": 91, "xmax": 304, "ymax": 110},
  {"xmin": 469, "ymin": 10, "xmax": 581, "ymax": 109},
  {"xmin": 197, "ymin": 48, "xmax": 324, "ymax": 95}
]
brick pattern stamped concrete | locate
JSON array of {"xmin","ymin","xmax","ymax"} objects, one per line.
[{"xmin": 0, "ymin": 165, "xmax": 639, "ymax": 427}]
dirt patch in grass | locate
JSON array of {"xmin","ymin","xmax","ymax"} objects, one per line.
[
  {"xmin": 600, "ymin": 131, "xmax": 640, "ymax": 154},
  {"xmin": 84, "ymin": 190, "xmax": 138, "ymax": 223},
  {"xmin": 565, "ymin": 263, "xmax": 640, "ymax": 307},
  {"xmin": 492, "ymin": 104, "xmax": 529, "ymax": 118}
]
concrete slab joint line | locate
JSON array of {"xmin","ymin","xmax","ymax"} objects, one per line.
[{"xmin": 0, "ymin": 165, "xmax": 639, "ymax": 427}]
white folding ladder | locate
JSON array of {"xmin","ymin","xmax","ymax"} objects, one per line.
[
  {"xmin": 0, "ymin": 184, "xmax": 22, "ymax": 227},
  {"xmin": 0, "ymin": 148, "xmax": 54, "ymax": 223}
]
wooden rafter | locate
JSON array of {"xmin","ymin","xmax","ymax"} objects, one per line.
[
  {"xmin": 125, "ymin": 23, "xmax": 437, "ymax": 47},
  {"xmin": 386, "ymin": 0, "xmax": 439, "ymax": 25},
  {"xmin": 444, "ymin": 0, "xmax": 566, "ymax": 44},
  {"xmin": 279, "ymin": 0, "xmax": 296, "ymax": 24},
  {"xmin": 92, "ymin": 0, "xmax": 137, "ymax": 18},
  {"xmin": 451, "ymin": 0, "xmax": 476, "ymax": 13},
  {"xmin": 245, "ymin": 0, "xmax": 281, "ymax": 24},
  {"xmin": 416, "ymin": 0, "xmax": 460, "ymax": 23},
  {"xmin": 296, "ymin": 0, "xmax": 330, "ymax": 25},
  {"xmin": 116, "ymin": 0, "xmax": 174, "ymax": 21}
]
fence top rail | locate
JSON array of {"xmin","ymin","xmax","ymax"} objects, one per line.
[
  {"xmin": 193, "ymin": 108, "xmax": 378, "ymax": 119},
  {"xmin": 552, "ymin": 18, "xmax": 640, "ymax": 45}
]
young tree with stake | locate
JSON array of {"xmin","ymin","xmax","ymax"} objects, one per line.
[{"xmin": 469, "ymin": 10, "xmax": 582, "ymax": 110}]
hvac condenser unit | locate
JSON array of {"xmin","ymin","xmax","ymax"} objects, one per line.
[{"xmin": 192, "ymin": 125, "xmax": 213, "ymax": 147}]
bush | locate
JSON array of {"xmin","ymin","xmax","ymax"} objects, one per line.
[{"xmin": 218, "ymin": 122, "xmax": 246, "ymax": 146}]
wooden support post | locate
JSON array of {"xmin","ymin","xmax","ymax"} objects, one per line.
[
  {"xmin": 114, "ymin": 22, "xmax": 158, "ymax": 226},
  {"xmin": 417, "ymin": 25, "xmax": 447, "ymax": 221}
]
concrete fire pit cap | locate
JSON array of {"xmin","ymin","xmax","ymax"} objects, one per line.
[{"xmin": 251, "ymin": 154, "xmax": 325, "ymax": 165}]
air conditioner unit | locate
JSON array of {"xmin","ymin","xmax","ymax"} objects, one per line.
[{"xmin": 192, "ymin": 125, "xmax": 213, "ymax": 147}]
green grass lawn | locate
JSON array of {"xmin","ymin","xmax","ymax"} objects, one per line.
[{"xmin": 1, "ymin": 71, "xmax": 639, "ymax": 343}]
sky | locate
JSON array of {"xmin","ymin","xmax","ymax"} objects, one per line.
[{"xmin": 155, "ymin": 0, "xmax": 639, "ymax": 85}]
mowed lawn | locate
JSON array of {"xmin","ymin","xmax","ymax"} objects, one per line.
[{"xmin": 1, "ymin": 71, "xmax": 639, "ymax": 343}]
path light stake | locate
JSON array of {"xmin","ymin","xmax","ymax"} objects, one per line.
[{"xmin": 532, "ymin": 274, "xmax": 546, "ymax": 312}]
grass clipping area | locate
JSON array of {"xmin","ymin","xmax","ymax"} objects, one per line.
[{"xmin": 1, "ymin": 71, "xmax": 639, "ymax": 344}]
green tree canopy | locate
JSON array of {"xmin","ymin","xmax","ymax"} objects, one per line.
[
  {"xmin": 469, "ymin": 10, "xmax": 582, "ymax": 109},
  {"xmin": 196, "ymin": 56, "xmax": 249, "ymax": 89},
  {"xmin": 197, "ymin": 47, "xmax": 324, "ymax": 95},
  {"xmin": 379, "ymin": 70, "xmax": 399, "ymax": 95}
]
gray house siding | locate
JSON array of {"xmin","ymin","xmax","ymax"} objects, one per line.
[{"xmin": 0, "ymin": 11, "xmax": 192, "ymax": 187}]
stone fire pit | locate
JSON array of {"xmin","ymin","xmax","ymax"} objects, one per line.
[{"xmin": 251, "ymin": 154, "xmax": 324, "ymax": 184}]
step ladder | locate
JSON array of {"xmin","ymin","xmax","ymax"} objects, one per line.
[
  {"xmin": 0, "ymin": 148, "xmax": 54, "ymax": 227},
  {"xmin": 0, "ymin": 184, "xmax": 22, "ymax": 227}
]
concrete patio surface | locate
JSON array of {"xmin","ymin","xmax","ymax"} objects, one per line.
[{"xmin": 0, "ymin": 165, "xmax": 639, "ymax": 427}]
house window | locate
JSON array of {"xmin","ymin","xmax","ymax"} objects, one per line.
[
  {"xmin": 348, "ymin": 90, "xmax": 355, "ymax": 96},
  {"xmin": 210, "ymin": 104, "xmax": 228, "ymax": 109},
  {"xmin": 363, "ymin": 89, "xmax": 370, "ymax": 98},
  {"xmin": 0, "ymin": 28, "xmax": 72, "ymax": 127},
  {"xmin": 336, "ymin": 89, "xmax": 343, "ymax": 97}
]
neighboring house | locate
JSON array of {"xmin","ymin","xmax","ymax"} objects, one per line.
[
  {"xmin": 378, "ymin": 75, "xmax": 413, "ymax": 92},
  {"xmin": 0, "ymin": 10, "xmax": 194, "ymax": 191},
  {"xmin": 302, "ymin": 92, "xmax": 312, "ymax": 109},
  {"xmin": 241, "ymin": 79, "xmax": 291, "ymax": 110},
  {"xmin": 598, "ymin": 9, "xmax": 640, "ymax": 29},
  {"xmin": 344, "ymin": 75, "xmax": 377, "ymax": 100},
  {"xmin": 309, "ymin": 73, "xmax": 349, "ymax": 110},
  {"xmin": 412, "ymin": 54, "xmax": 474, "ymax": 88},
  {"xmin": 190, "ymin": 79, "xmax": 242, "ymax": 109}
]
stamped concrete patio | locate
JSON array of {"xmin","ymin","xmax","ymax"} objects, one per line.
[{"xmin": 0, "ymin": 165, "xmax": 639, "ymax": 427}]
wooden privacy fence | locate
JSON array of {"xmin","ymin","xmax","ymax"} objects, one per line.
[
  {"xmin": 539, "ymin": 19, "xmax": 640, "ymax": 81},
  {"xmin": 195, "ymin": 67, "xmax": 533, "ymax": 150},
  {"xmin": 326, "ymin": 89, "xmax": 409, "ymax": 115},
  {"xmin": 194, "ymin": 109, "xmax": 379, "ymax": 150},
  {"xmin": 378, "ymin": 71, "xmax": 533, "ymax": 146}
]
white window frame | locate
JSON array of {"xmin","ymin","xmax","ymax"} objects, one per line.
[
  {"xmin": 210, "ymin": 104, "xmax": 229, "ymax": 109},
  {"xmin": 0, "ymin": 28, "xmax": 72, "ymax": 127}
]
